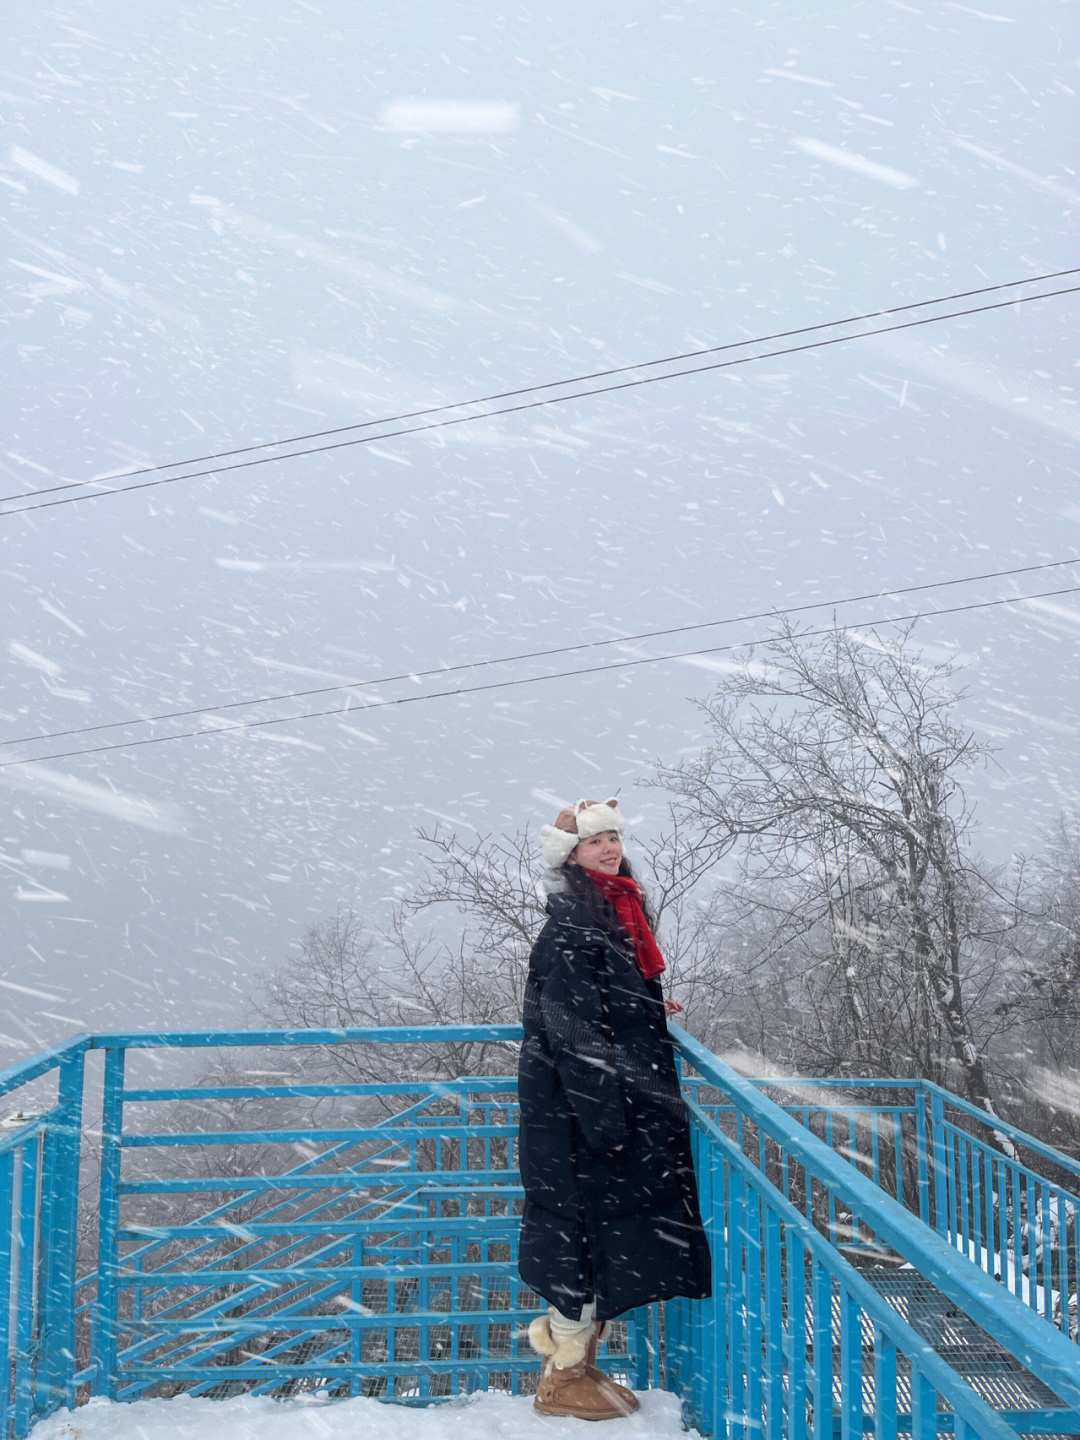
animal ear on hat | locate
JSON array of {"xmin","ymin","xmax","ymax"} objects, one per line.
[{"xmin": 572, "ymin": 797, "xmax": 619, "ymax": 818}]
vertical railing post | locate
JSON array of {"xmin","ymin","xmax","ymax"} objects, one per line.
[
  {"xmin": 810, "ymin": 1258, "xmax": 832, "ymax": 1440},
  {"xmin": 93, "ymin": 1046, "xmax": 125, "ymax": 1399},
  {"xmin": 763, "ymin": 1206, "xmax": 784, "ymax": 1440},
  {"xmin": 0, "ymin": 1147, "xmax": 14, "ymax": 1440},
  {"xmin": 629, "ymin": 1303, "xmax": 650, "ymax": 1391},
  {"xmin": 33, "ymin": 1123, "xmax": 60, "ymax": 1424},
  {"xmin": 694, "ymin": 1134, "xmax": 715, "ymax": 1431},
  {"xmin": 785, "ymin": 1231, "xmax": 806, "ymax": 1440},
  {"xmin": 728, "ymin": 1169, "xmax": 747, "ymax": 1440},
  {"xmin": 350, "ymin": 1235, "xmax": 363, "ymax": 1396},
  {"xmin": 34, "ymin": 1047, "xmax": 86, "ymax": 1419},
  {"xmin": 914, "ymin": 1083, "xmax": 929, "ymax": 1227},
  {"xmin": 744, "ymin": 1186, "xmax": 763, "ymax": 1433},
  {"xmin": 13, "ymin": 1141, "xmax": 39, "ymax": 1440},
  {"xmin": 713, "ymin": 1152, "xmax": 729, "ymax": 1436},
  {"xmin": 929, "ymin": 1087, "xmax": 948, "ymax": 1237},
  {"xmin": 873, "ymin": 1327, "xmax": 898, "ymax": 1440}
]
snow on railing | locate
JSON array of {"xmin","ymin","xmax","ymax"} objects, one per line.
[{"xmin": 924, "ymin": 1079, "xmax": 1080, "ymax": 1340}]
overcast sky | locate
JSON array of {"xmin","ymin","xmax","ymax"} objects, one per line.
[{"xmin": 2, "ymin": 1, "xmax": 1078, "ymax": 1065}]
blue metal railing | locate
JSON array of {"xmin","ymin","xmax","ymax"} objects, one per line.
[
  {"xmin": 672, "ymin": 1112, "xmax": 1014, "ymax": 1439},
  {"xmin": 696, "ymin": 1073, "xmax": 1080, "ymax": 1344},
  {"xmin": 86, "ymin": 1026, "xmax": 560, "ymax": 1407},
  {"xmin": 1, "ymin": 1038, "xmax": 89, "ymax": 1437},
  {"xmin": 925, "ymin": 1081, "xmax": 1079, "ymax": 1337},
  {"xmin": 683, "ymin": 1076, "xmax": 929, "ymax": 1210},
  {"xmin": 2, "ymin": 1026, "xmax": 1079, "ymax": 1439},
  {"xmin": 670, "ymin": 1034, "xmax": 1080, "ymax": 1437}
]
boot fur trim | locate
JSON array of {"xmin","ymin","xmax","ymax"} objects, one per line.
[
  {"xmin": 551, "ymin": 1330, "xmax": 590, "ymax": 1369},
  {"xmin": 527, "ymin": 1316, "xmax": 589, "ymax": 1369},
  {"xmin": 527, "ymin": 1316, "xmax": 556, "ymax": 1357}
]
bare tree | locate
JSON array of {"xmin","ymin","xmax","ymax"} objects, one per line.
[
  {"xmin": 258, "ymin": 906, "xmax": 521, "ymax": 1091},
  {"xmin": 994, "ymin": 811, "xmax": 1080, "ymax": 1156},
  {"xmin": 653, "ymin": 621, "xmax": 1006, "ymax": 1112},
  {"xmin": 403, "ymin": 825, "xmax": 543, "ymax": 1024}
]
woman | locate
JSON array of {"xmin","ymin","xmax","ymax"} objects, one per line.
[{"xmin": 517, "ymin": 798, "xmax": 711, "ymax": 1421}]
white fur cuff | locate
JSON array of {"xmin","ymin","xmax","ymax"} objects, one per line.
[
  {"xmin": 528, "ymin": 1315, "xmax": 557, "ymax": 1356},
  {"xmin": 527, "ymin": 1314, "xmax": 592, "ymax": 1368}
]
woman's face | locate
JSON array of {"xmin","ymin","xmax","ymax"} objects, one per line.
[{"xmin": 569, "ymin": 830, "xmax": 623, "ymax": 875}]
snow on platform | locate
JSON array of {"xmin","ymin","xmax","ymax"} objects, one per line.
[{"xmin": 32, "ymin": 1388, "xmax": 699, "ymax": 1440}]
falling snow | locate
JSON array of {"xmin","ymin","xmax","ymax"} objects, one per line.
[{"xmin": 1, "ymin": 4, "xmax": 1076, "ymax": 1078}]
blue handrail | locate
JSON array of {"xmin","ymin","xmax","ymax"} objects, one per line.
[
  {"xmin": 709, "ymin": 1067, "xmax": 1080, "ymax": 1342},
  {"xmin": 921, "ymin": 1078, "xmax": 1080, "ymax": 1181},
  {"xmin": 670, "ymin": 1026, "xmax": 1080, "ymax": 1415},
  {"xmin": 2, "ymin": 1024, "xmax": 1078, "ymax": 1440},
  {"xmin": 86, "ymin": 1025, "xmax": 523, "ymax": 1049},
  {"xmin": 0, "ymin": 1036, "xmax": 89, "ymax": 1097},
  {"xmin": 679, "ymin": 1095, "xmax": 1019, "ymax": 1439}
]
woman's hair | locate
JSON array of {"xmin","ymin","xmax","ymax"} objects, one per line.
[{"xmin": 560, "ymin": 857, "xmax": 658, "ymax": 940}]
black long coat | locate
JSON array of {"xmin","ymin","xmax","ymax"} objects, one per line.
[{"xmin": 516, "ymin": 887, "xmax": 712, "ymax": 1322}]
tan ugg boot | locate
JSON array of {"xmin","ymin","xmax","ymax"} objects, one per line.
[
  {"xmin": 528, "ymin": 1316, "xmax": 635, "ymax": 1421},
  {"xmin": 585, "ymin": 1322, "xmax": 639, "ymax": 1413}
]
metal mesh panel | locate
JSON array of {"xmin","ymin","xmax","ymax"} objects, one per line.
[{"xmin": 860, "ymin": 1265, "xmax": 1067, "ymax": 1412}]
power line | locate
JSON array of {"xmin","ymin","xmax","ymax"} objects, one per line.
[
  {"xmin": 4, "ymin": 556, "xmax": 1078, "ymax": 750},
  {"xmin": 3, "ymin": 265, "xmax": 1076, "ymax": 507},
  {"xmin": 5, "ymin": 278, "xmax": 1079, "ymax": 517},
  {"xmin": 4, "ymin": 584, "xmax": 1077, "ymax": 769}
]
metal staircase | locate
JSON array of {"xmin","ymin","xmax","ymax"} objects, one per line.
[{"xmin": 859, "ymin": 1265, "xmax": 1065, "ymax": 1416}]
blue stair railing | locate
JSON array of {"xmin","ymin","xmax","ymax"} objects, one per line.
[
  {"xmin": 683, "ymin": 1071, "xmax": 1080, "ymax": 1343},
  {"xmin": 2, "ymin": 1026, "xmax": 1078, "ymax": 1440},
  {"xmin": 671, "ymin": 1031, "xmax": 1080, "ymax": 1437},
  {"xmin": 924, "ymin": 1081, "xmax": 1078, "ymax": 1337}
]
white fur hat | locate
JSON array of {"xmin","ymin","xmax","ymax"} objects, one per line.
[{"xmin": 539, "ymin": 797, "xmax": 625, "ymax": 869}]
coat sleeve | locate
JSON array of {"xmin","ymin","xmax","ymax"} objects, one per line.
[{"xmin": 533, "ymin": 926, "xmax": 629, "ymax": 1153}]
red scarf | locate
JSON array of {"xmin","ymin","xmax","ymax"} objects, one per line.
[{"xmin": 585, "ymin": 871, "xmax": 666, "ymax": 980}]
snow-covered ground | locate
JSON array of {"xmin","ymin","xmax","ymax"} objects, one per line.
[{"xmin": 32, "ymin": 1389, "xmax": 699, "ymax": 1440}]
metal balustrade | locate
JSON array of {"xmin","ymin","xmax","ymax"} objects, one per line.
[
  {"xmin": 0, "ymin": 1038, "xmax": 88, "ymax": 1439},
  {"xmin": 686, "ymin": 1073, "xmax": 1080, "ymax": 1345},
  {"xmin": 2, "ymin": 1026, "xmax": 1079, "ymax": 1440},
  {"xmin": 926, "ymin": 1082, "xmax": 1079, "ymax": 1340},
  {"xmin": 672, "ymin": 1035, "xmax": 1080, "ymax": 1438}
]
